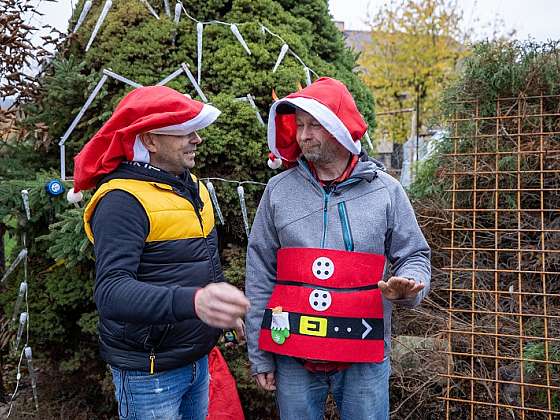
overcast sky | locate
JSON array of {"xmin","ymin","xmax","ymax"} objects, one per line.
[
  {"xmin": 24, "ymin": 0, "xmax": 560, "ymax": 45},
  {"xmin": 329, "ymin": 0, "xmax": 560, "ymax": 42}
]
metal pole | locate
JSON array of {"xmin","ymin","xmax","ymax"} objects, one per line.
[
  {"xmin": 416, "ymin": 89, "xmax": 420, "ymax": 172},
  {"xmin": 412, "ymin": 87, "xmax": 420, "ymax": 181}
]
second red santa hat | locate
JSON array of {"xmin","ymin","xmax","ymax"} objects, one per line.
[{"xmin": 267, "ymin": 77, "xmax": 368, "ymax": 168}]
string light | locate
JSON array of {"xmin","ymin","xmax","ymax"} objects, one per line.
[
  {"xmin": 7, "ymin": 191, "xmax": 35, "ymax": 416},
  {"xmin": 1, "ymin": 248, "xmax": 27, "ymax": 285},
  {"xmin": 24, "ymin": 347, "xmax": 39, "ymax": 411},
  {"xmin": 201, "ymin": 177, "xmax": 266, "ymax": 237},
  {"xmin": 11, "ymin": 282, "xmax": 27, "ymax": 322},
  {"xmin": 85, "ymin": 0, "xmax": 112, "ymax": 52},
  {"xmin": 205, "ymin": 181, "xmax": 225, "ymax": 225},
  {"xmin": 236, "ymin": 185, "xmax": 250, "ymax": 237},
  {"xmin": 162, "ymin": 0, "xmax": 171, "ymax": 18},
  {"xmin": 173, "ymin": 2, "xmax": 182, "ymax": 25},
  {"xmin": 235, "ymin": 95, "xmax": 265, "ymax": 126},
  {"xmin": 178, "ymin": 3, "xmax": 318, "ymax": 80},
  {"xmin": 272, "ymin": 44, "xmax": 289, "ymax": 73},
  {"xmin": 72, "ymin": 0, "xmax": 92, "ymax": 33},
  {"xmin": 139, "ymin": 0, "xmax": 159, "ymax": 20},
  {"xmin": 196, "ymin": 22, "xmax": 203, "ymax": 85},
  {"xmin": 21, "ymin": 190, "xmax": 30, "ymax": 220}
]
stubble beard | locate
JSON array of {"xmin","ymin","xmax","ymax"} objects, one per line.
[{"xmin": 302, "ymin": 147, "xmax": 335, "ymax": 166}]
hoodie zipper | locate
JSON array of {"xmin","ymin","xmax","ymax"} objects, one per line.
[
  {"xmin": 321, "ymin": 190, "xmax": 332, "ymax": 248},
  {"xmin": 298, "ymin": 161, "xmax": 364, "ymax": 249},
  {"xmin": 320, "ymin": 178, "xmax": 362, "ymax": 248}
]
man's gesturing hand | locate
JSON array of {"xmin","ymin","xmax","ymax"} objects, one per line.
[
  {"xmin": 378, "ymin": 276, "xmax": 424, "ymax": 300},
  {"xmin": 194, "ymin": 283, "xmax": 250, "ymax": 329},
  {"xmin": 255, "ymin": 372, "xmax": 276, "ymax": 391}
]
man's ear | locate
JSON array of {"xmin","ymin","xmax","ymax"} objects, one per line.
[{"xmin": 140, "ymin": 133, "xmax": 158, "ymax": 153}]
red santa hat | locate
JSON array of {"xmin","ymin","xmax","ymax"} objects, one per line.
[
  {"xmin": 267, "ymin": 77, "xmax": 367, "ymax": 168},
  {"xmin": 73, "ymin": 85, "xmax": 220, "ymax": 192}
]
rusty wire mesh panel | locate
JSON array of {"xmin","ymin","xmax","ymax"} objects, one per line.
[{"xmin": 441, "ymin": 95, "xmax": 560, "ymax": 419}]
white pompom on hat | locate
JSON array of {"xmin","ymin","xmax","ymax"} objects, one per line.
[
  {"xmin": 66, "ymin": 187, "xmax": 84, "ymax": 203},
  {"xmin": 267, "ymin": 152, "xmax": 283, "ymax": 170}
]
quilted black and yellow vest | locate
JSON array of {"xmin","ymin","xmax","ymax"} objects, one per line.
[{"xmin": 84, "ymin": 163, "xmax": 223, "ymax": 372}]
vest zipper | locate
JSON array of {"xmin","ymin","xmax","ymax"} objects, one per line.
[
  {"xmin": 145, "ymin": 324, "xmax": 171, "ymax": 375},
  {"xmin": 149, "ymin": 350, "xmax": 156, "ymax": 374}
]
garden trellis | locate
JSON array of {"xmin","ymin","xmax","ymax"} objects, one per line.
[{"xmin": 441, "ymin": 95, "xmax": 560, "ymax": 419}]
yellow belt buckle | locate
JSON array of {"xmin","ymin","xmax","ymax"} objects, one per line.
[{"xmin": 299, "ymin": 316, "xmax": 327, "ymax": 337}]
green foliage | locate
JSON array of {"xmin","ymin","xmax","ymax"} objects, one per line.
[
  {"xmin": 524, "ymin": 342, "xmax": 560, "ymax": 376},
  {"xmin": 13, "ymin": 0, "xmax": 375, "ymax": 237},
  {"xmin": 407, "ymin": 156, "xmax": 447, "ymax": 201},
  {"xmin": 410, "ymin": 39, "xmax": 560, "ymax": 200},
  {"xmin": 443, "ymin": 40, "xmax": 560, "ymax": 118},
  {"xmin": 524, "ymin": 342, "xmax": 560, "ymax": 410},
  {"xmin": 37, "ymin": 206, "xmax": 93, "ymax": 267},
  {"xmin": 23, "ymin": 0, "xmax": 373, "ymax": 174},
  {"xmin": 0, "ymin": 174, "xmax": 97, "ymax": 368}
]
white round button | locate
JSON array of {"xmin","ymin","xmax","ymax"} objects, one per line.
[
  {"xmin": 312, "ymin": 257, "xmax": 334, "ymax": 280},
  {"xmin": 309, "ymin": 289, "xmax": 332, "ymax": 311}
]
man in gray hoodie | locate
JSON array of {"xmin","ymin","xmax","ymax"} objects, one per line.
[{"xmin": 245, "ymin": 77, "xmax": 431, "ymax": 420}]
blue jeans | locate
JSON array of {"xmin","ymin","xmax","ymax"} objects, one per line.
[
  {"xmin": 110, "ymin": 356, "xmax": 209, "ymax": 420},
  {"xmin": 275, "ymin": 355, "xmax": 391, "ymax": 420}
]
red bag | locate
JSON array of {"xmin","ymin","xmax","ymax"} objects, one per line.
[{"xmin": 207, "ymin": 347, "xmax": 245, "ymax": 420}]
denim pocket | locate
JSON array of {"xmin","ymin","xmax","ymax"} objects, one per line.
[{"xmin": 111, "ymin": 367, "xmax": 130, "ymax": 419}]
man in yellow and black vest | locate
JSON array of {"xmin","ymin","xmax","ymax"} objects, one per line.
[{"xmin": 74, "ymin": 86, "xmax": 249, "ymax": 420}]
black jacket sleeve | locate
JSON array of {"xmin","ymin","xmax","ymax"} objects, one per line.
[{"xmin": 91, "ymin": 190, "xmax": 199, "ymax": 324}]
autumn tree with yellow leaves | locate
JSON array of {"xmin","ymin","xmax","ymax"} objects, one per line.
[{"xmin": 360, "ymin": 0, "xmax": 470, "ymax": 143}]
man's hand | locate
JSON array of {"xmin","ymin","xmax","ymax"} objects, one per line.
[
  {"xmin": 378, "ymin": 276, "xmax": 424, "ymax": 300},
  {"xmin": 194, "ymin": 283, "xmax": 250, "ymax": 329},
  {"xmin": 255, "ymin": 371, "xmax": 276, "ymax": 391},
  {"xmin": 234, "ymin": 319, "xmax": 246, "ymax": 344}
]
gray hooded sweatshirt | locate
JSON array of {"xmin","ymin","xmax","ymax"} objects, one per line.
[{"xmin": 245, "ymin": 157, "xmax": 431, "ymax": 375}]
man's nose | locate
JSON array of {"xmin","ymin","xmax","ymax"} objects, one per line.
[
  {"xmin": 190, "ymin": 132, "xmax": 202, "ymax": 144},
  {"xmin": 300, "ymin": 125, "xmax": 313, "ymax": 141}
]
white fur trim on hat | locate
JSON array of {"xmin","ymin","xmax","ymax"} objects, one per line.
[
  {"xmin": 149, "ymin": 103, "xmax": 221, "ymax": 135},
  {"xmin": 133, "ymin": 103, "xmax": 221, "ymax": 163},
  {"xmin": 267, "ymin": 97, "xmax": 361, "ymax": 160},
  {"xmin": 133, "ymin": 136, "xmax": 150, "ymax": 163}
]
